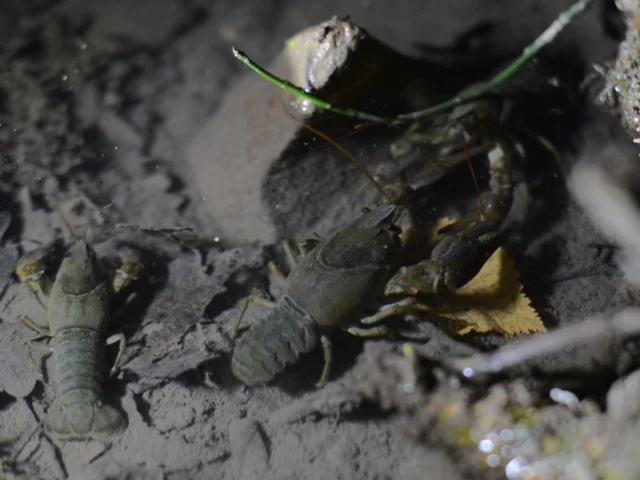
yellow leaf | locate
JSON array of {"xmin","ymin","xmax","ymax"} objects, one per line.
[
  {"xmin": 433, "ymin": 247, "xmax": 546, "ymax": 336},
  {"xmin": 431, "ymin": 217, "xmax": 458, "ymax": 244}
]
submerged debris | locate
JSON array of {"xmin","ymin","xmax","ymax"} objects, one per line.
[
  {"xmin": 123, "ymin": 244, "xmax": 266, "ymax": 380},
  {"xmin": 272, "ymin": 332, "xmax": 640, "ymax": 479},
  {"xmin": 602, "ymin": 0, "xmax": 640, "ymax": 143}
]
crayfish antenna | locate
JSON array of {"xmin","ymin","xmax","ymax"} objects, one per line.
[
  {"xmin": 461, "ymin": 134, "xmax": 485, "ymax": 217},
  {"xmin": 269, "ymin": 99, "xmax": 393, "ymax": 204},
  {"xmin": 271, "ymin": 98, "xmax": 486, "ymax": 215}
]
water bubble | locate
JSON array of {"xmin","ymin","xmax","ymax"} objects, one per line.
[
  {"xmin": 520, "ymin": 439, "xmax": 539, "ymax": 457},
  {"xmin": 549, "ymin": 387, "xmax": 579, "ymax": 410},
  {"xmin": 298, "ymin": 100, "xmax": 312, "ymax": 114},
  {"xmin": 514, "ymin": 424, "xmax": 530, "ymax": 441},
  {"xmin": 478, "ymin": 439, "xmax": 494, "ymax": 453},
  {"xmin": 501, "ymin": 444, "xmax": 514, "ymax": 459},
  {"xmin": 487, "ymin": 454, "xmax": 501, "ymax": 468},
  {"xmin": 500, "ymin": 428, "xmax": 515, "ymax": 443},
  {"xmin": 505, "ymin": 457, "xmax": 528, "ymax": 479}
]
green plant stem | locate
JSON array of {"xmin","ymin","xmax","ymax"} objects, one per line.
[
  {"xmin": 232, "ymin": 46, "xmax": 387, "ymax": 123},
  {"xmin": 392, "ymin": 0, "xmax": 593, "ymax": 123},
  {"xmin": 232, "ymin": 0, "xmax": 593, "ymax": 125}
]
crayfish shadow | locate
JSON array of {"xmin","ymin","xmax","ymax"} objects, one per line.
[
  {"xmin": 174, "ymin": 331, "xmax": 373, "ymax": 394},
  {"xmin": 0, "ymin": 391, "xmax": 17, "ymax": 412},
  {"xmin": 512, "ymin": 240, "xmax": 564, "ymax": 330},
  {"xmin": 177, "ymin": 356, "xmax": 243, "ymax": 390},
  {"xmin": 275, "ymin": 330, "xmax": 383, "ymax": 395}
]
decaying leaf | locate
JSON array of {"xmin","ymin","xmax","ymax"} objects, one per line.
[
  {"xmin": 430, "ymin": 217, "xmax": 458, "ymax": 244},
  {"xmin": 433, "ymin": 246, "xmax": 545, "ymax": 336}
]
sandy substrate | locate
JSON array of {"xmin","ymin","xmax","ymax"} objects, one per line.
[{"xmin": 1, "ymin": 1, "xmax": 639, "ymax": 479}]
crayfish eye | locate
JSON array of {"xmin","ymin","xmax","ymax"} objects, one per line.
[{"xmin": 361, "ymin": 207, "xmax": 372, "ymax": 215}]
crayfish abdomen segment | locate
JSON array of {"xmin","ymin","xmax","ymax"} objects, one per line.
[
  {"xmin": 53, "ymin": 328, "xmax": 106, "ymax": 396},
  {"xmin": 45, "ymin": 328, "xmax": 125, "ymax": 436},
  {"xmin": 231, "ymin": 299, "xmax": 318, "ymax": 386}
]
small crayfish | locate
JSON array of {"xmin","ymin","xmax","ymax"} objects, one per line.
[{"xmin": 16, "ymin": 240, "xmax": 144, "ymax": 437}]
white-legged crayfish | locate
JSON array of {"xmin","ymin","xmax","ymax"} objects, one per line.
[
  {"xmin": 231, "ymin": 133, "xmax": 514, "ymax": 386},
  {"xmin": 16, "ymin": 240, "xmax": 144, "ymax": 437}
]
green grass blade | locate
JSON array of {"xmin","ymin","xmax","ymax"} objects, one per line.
[
  {"xmin": 232, "ymin": 47, "xmax": 387, "ymax": 123},
  {"xmin": 233, "ymin": 0, "xmax": 593, "ymax": 125}
]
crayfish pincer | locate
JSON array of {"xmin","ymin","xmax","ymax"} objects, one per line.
[{"xmin": 17, "ymin": 240, "xmax": 144, "ymax": 437}]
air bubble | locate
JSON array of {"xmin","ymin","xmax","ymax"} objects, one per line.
[
  {"xmin": 505, "ymin": 457, "xmax": 528, "ymax": 479},
  {"xmin": 478, "ymin": 439, "xmax": 494, "ymax": 453},
  {"xmin": 549, "ymin": 387, "xmax": 579, "ymax": 410},
  {"xmin": 500, "ymin": 428, "xmax": 515, "ymax": 443},
  {"xmin": 500, "ymin": 444, "xmax": 514, "ymax": 459}
]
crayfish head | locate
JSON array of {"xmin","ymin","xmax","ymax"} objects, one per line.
[{"xmin": 56, "ymin": 240, "xmax": 105, "ymax": 295}]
